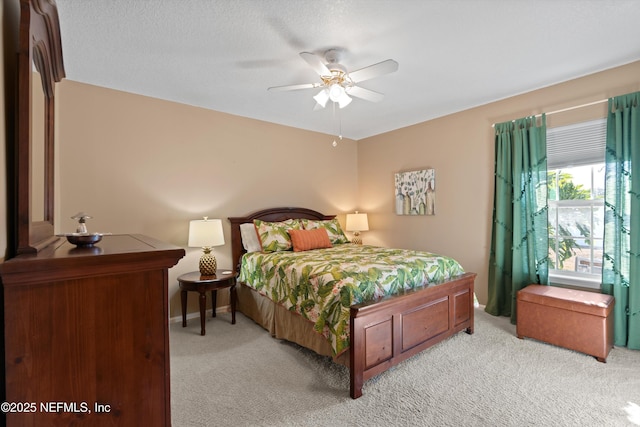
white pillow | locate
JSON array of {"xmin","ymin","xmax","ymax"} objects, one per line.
[{"xmin": 240, "ymin": 223, "xmax": 262, "ymax": 253}]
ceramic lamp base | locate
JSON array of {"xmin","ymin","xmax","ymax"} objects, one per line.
[
  {"xmin": 199, "ymin": 252, "xmax": 217, "ymax": 276},
  {"xmin": 351, "ymin": 232, "xmax": 363, "ymax": 245}
]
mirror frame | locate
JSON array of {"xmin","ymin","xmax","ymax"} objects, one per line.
[{"xmin": 15, "ymin": 0, "xmax": 65, "ymax": 254}]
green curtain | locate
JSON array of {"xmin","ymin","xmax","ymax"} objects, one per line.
[
  {"xmin": 486, "ymin": 115, "xmax": 549, "ymax": 323},
  {"xmin": 602, "ymin": 92, "xmax": 640, "ymax": 350}
]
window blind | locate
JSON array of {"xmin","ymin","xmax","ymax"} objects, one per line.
[{"xmin": 546, "ymin": 118, "xmax": 606, "ymax": 169}]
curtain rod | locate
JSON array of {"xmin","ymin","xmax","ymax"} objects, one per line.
[
  {"xmin": 539, "ymin": 98, "xmax": 608, "ymax": 117},
  {"xmin": 492, "ymin": 98, "xmax": 608, "ymax": 127}
]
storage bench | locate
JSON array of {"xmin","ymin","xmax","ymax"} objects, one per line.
[{"xmin": 516, "ymin": 285, "xmax": 614, "ymax": 362}]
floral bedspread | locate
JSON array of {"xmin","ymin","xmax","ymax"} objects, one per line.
[{"xmin": 238, "ymin": 244, "xmax": 465, "ymax": 356}]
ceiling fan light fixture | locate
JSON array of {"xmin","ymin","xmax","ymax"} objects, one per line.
[
  {"xmin": 338, "ymin": 93, "xmax": 352, "ymax": 109},
  {"xmin": 313, "ymin": 89, "xmax": 329, "ymax": 108},
  {"xmin": 328, "ymin": 83, "xmax": 345, "ymax": 102},
  {"xmin": 269, "ymin": 51, "xmax": 398, "ymax": 115}
]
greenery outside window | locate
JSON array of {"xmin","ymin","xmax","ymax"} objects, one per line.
[{"xmin": 548, "ymin": 165, "xmax": 604, "ymax": 289}]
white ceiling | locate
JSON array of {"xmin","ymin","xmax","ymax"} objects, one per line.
[{"xmin": 55, "ymin": 0, "xmax": 640, "ymax": 140}]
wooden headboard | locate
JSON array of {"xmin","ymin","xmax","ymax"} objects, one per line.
[{"xmin": 228, "ymin": 207, "xmax": 335, "ymax": 272}]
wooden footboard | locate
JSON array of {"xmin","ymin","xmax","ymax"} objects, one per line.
[{"xmin": 349, "ymin": 272, "xmax": 476, "ymax": 398}]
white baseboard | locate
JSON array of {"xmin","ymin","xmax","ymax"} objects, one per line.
[{"xmin": 169, "ymin": 305, "xmax": 231, "ymax": 324}]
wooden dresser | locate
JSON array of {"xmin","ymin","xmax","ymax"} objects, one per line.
[{"xmin": 0, "ymin": 234, "xmax": 184, "ymax": 426}]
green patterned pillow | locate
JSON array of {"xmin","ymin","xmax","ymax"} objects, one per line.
[
  {"xmin": 254, "ymin": 219, "xmax": 302, "ymax": 252},
  {"xmin": 301, "ymin": 218, "xmax": 349, "ymax": 245}
]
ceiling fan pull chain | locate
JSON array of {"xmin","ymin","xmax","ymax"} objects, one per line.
[
  {"xmin": 331, "ymin": 104, "xmax": 344, "ymax": 148},
  {"xmin": 332, "ymin": 102, "xmax": 338, "ymax": 147}
]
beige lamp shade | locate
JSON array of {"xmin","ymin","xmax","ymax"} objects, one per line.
[
  {"xmin": 346, "ymin": 212, "xmax": 369, "ymax": 232},
  {"xmin": 188, "ymin": 218, "xmax": 224, "ymax": 248},
  {"xmin": 346, "ymin": 212, "xmax": 369, "ymax": 245},
  {"xmin": 188, "ymin": 218, "xmax": 224, "ymax": 275}
]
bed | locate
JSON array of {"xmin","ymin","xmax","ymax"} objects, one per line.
[{"xmin": 229, "ymin": 207, "xmax": 476, "ymax": 399}]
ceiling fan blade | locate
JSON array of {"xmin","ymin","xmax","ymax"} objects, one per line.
[
  {"xmin": 349, "ymin": 59, "xmax": 399, "ymax": 83},
  {"xmin": 347, "ymin": 86, "xmax": 385, "ymax": 103},
  {"xmin": 300, "ymin": 52, "xmax": 331, "ymax": 76},
  {"xmin": 267, "ymin": 82, "xmax": 321, "ymax": 91}
]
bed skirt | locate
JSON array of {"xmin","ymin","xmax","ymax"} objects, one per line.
[{"xmin": 236, "ymin": 282, "xmax": 350, "ymax": 367}]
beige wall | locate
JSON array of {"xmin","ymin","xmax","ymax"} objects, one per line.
[
  {"xmin": 57, "ymin": 81, "xmax": 359, "ymax": 317},
  {"xmin": 358, "ymin": 60, "xmax": 640, "ymax": 304}
]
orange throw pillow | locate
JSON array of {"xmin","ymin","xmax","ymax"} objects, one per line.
[{"xmin": 288, "ymin": 228, "xmax": 332, "ymax": 252}]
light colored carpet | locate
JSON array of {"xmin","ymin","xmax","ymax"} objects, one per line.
[{"xmin": 170, "ymin": 308, "xmax": 640, "ymax": 427}]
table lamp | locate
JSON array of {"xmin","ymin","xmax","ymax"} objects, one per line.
[
  {"xmin": 188, "ymin": 217, "xmax": 225, "ymax": 275},
  {"xmin": 345, "ymin": 211, "xmax": 369, "ymax": 245}
]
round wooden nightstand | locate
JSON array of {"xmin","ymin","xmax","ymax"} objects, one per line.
[{"xmin": 177, "ymin": 269, "xmax": 237, "ymax": 336}]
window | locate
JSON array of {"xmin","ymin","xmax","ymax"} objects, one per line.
[{"xmin": 547, "ymin": 118, "xmax": 606, "ymax": 289}]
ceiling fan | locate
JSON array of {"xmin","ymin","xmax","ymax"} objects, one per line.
[{"xmin": 268, "ymin": 49, "xmax": 399, "ymax": 109}]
